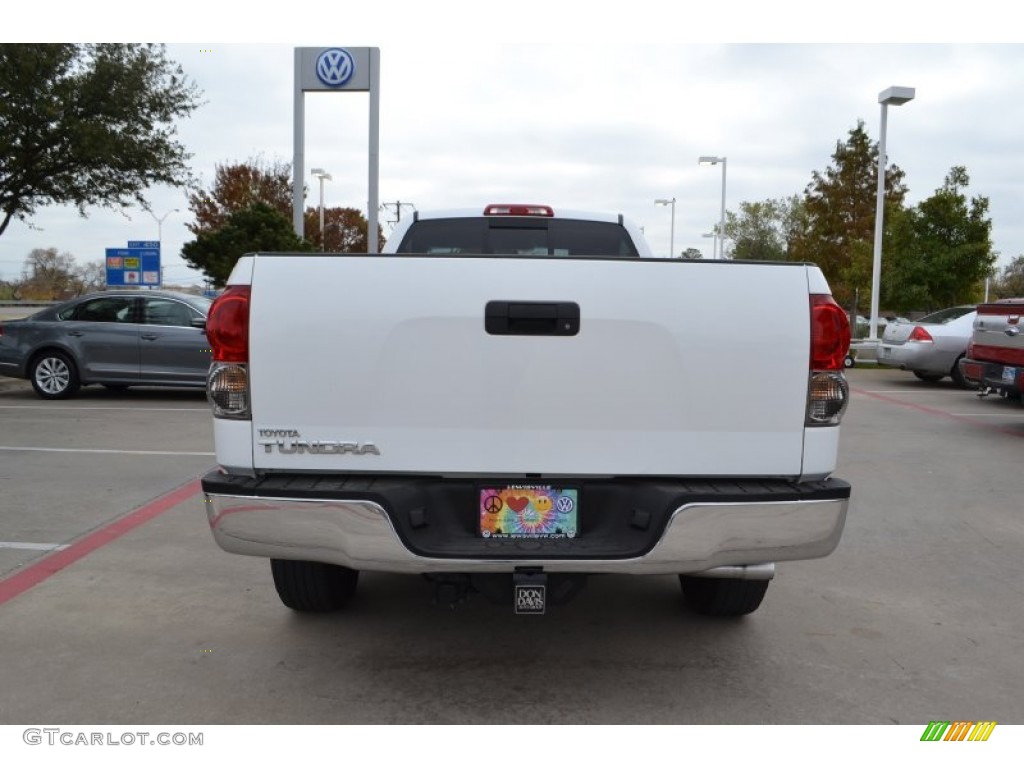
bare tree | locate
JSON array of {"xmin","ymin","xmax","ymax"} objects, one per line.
[{"xmin": 20, "ymin": 248, "xmax": 81, "ymax": 299}]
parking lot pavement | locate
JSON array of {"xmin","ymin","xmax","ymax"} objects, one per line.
[
  {"xmin": 848, "ymin": 367, "xmax": 1024, "ymax": 437},
  {"xmin": 0, "ymin": 376, "xmax": 29, "ymax": 392},
  {"xmin": 0, "ymin": 382, "xmax": 213, "ymax": 578},
  {"xmin": 1, "ymin": 369, "xmax": 1023, "ymax": 725}
]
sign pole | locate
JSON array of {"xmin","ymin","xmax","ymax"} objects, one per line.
[
  {"xmin": 293, "ymin": 48, "xmax": 305, "ymax": 237},
  {"xmin": 368, "ymin": 48, "xmax": 380, "ymax": 253}
]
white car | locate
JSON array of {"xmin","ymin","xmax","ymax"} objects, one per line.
[{"xmin": 879, "ymin": 305, "xmax": 977, "ymax": 387}]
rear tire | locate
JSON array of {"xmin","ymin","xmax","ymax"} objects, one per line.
[
  {"xmin": 30, "ymin": 351, "xmax": 80, "ymax": 399},
  {"xmin": 949, "ymin": 355, "xmax": 968, "ymax": 389},
  {"xmin": 913, "ymin": 371, "xmax": 945, "ymax": 383},
  {"xmin": 844, "ymin": 354, "xmax": 856, "ymax": 368},
  {"xmin": 271, "ymin": 559, "xmax": 359, "ymax": 612},
  {"xmin": 679, "ymin": 575, "xmax": 768, "ymax": 617}
]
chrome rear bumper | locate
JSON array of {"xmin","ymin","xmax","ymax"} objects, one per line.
[{"xmin": 204, "ymin": 491, "xmax": 847, "ymax": 577}]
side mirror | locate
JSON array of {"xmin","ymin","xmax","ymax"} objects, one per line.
[{"xmin": 191, "ymin": 317, "xmax": 207, "ymax": 329}]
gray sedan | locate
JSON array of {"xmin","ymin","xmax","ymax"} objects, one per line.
[
  {"xmin": 878, "ymin": 305, "xmax": 976, "ymax": 387},
  {"xmin": 0, "ymin": 290, "xmax": 213, "ymax": 399}
]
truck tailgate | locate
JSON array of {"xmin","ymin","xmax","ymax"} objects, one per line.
[
  {"xmin": 973, "ymin": 302, "xmax": 1024, "ymax": 363},
  {"xmin": 247, "ymin": 255, "xmax": 813, "ymax": 477}
]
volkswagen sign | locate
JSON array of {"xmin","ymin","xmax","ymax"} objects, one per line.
[{"xmin": 315, "ymin": 48, "xmax": 355, "ymax": 87}]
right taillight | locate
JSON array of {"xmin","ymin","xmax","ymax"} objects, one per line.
[
  {"xmin": 206, "ymin": 286, "xmax": 251, "ymax": 420},
  {"xmin": 810, "ymin": 294, "xmax": 850, "ymax": 370},
  {"xmin": 807, "ymin": 294, "xmax": 851, "ymax": 427}
]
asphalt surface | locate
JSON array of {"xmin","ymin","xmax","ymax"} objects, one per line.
[{"xmin": 0, "ymin": 369, "xmax": 1022, "ymax": 725}]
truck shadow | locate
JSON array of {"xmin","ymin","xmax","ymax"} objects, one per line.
[{"xmin": 267, "ymin": 572, "xmax": 781, "ymax": 724}]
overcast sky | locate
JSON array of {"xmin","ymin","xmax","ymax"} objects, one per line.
[{"xmin": 3, "ymin": 5, "xmax": 1022, "ymax": 293}]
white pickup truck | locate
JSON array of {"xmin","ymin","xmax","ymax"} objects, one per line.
[{"xmin": 200, "ymin": 204, "xmax": 852, "ymax": 616}]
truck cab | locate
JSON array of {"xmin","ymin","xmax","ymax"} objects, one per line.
[{"xmin": 383, "ymin": 204, "xmax": 655, "ymax": 258}]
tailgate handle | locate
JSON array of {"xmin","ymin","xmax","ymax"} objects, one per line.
[{"xmin": 485, "ymin": 301, "xmax": 580, "ymax": 336}]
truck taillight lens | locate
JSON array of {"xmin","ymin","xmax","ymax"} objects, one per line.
[
  {"xmin": 208, "ymin": 363, "xmax": 250, "ymax": 419},
  {"xmin": 207, "ymin": 286, "xmax": 251, "ymax": 362},
  {"xmin": 206, "ymin": 286, "xmax": 251, "ymax": 419},
  {"xmin": 807, "ymin": 372, "xmax": 850, "ymax": 425},
  {"xmin": 808, "ymin": 294, "xmax": 850, "ymax": 426},
  {"xmin": 810, "ymin": 294, "xmax": 850, "ymax": 370}
]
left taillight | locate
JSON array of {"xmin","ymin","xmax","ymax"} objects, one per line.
[
  {"xmin": 807, "ymin": 294, "xmax": 851, "ymax": 427},
  {"xmin": 908, "ymin": 326, "xmax": 934, "ymax": 343},
  {"xmin": 206, "ymin": 285, "xmax": 251, "ymax": 420}
]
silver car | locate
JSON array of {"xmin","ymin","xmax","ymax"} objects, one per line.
[
  {"xmin": 879, "ymin": 305, "xmax": 976, "ymax": 387},
  {"xmin": 0, "ymin": 290, "xmax": 212, "ymax": 399}
]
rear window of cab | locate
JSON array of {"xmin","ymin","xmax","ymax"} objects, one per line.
[{"xmin": 396, "ymin": 218, "xmax": 639, "ymax": 257}]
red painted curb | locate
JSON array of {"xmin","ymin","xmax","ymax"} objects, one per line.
[{"xmin": 0, "ymin": 479, "xmax": 202, "ymax": 606}]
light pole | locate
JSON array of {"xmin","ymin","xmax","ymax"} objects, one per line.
[
  {"xmin": 702, "ymin": 231, "xmax": 716, "ymax": 260},
  {"xmin": 147, "ymin": 208, "xmax": 178, "ymax": 289},
  {"xmin": 698, "ymin": 156, "xmax": 727, "ymax": 258},
  {"xmin": 310, "ymin": 167, "xmax": 332, "ymax": 251},
  {"xmin": 147, "ymin": 208, "xmax": 179, "ymax": 246},
  {"xmin": 654, "ymin": 198, "xmax": 676, "ymax": 258},
  {"xmin": 869, "ymin": 86, "xmax": 915, "ymax": 342}
]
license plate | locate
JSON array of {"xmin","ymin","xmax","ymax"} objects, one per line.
[
  {"xmin": 479, "ymin": 485, "xmax": 578, "ymax": 539},
  {"xmin": 881, "ymin": 347, "xmax": 891, "ymax": 358},
  {"xmin": 1002, "ymin": 366, "xmax": 1017, "ymax": 384}
]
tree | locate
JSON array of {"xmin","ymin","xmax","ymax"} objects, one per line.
[
  {"xmin": 680, "ymin": 247, "xmax": 703, "ymax": 260},
  {"xmin": 883, "ymin": 167, "xmax": 995, "ymax": 310},
  {"xmin": 303, "ymin": 206, "xmax": 385, "ymax": 252},
  {"xmin": 789, "ymin": 121, "xmax": 907, "ymax": 305},
  {"xmin": 187, "ymin": 157, "xmax": 293, "ymax": 236},
  {"xmin": 0, "ymin": 44, "xmax": 201, "ymax": 238},
  {"xmin": 181, "ymin": 203, "xmax": 312, "ymax": 286},
  {"xmin": 19, "ymin": 248, "xmax": 81, "ymax": 299},
  {"xmin": 991, "ymin": 255, "xmax": 1024, "ymax": 300},
  {"xmin": 76, "ymin": 260, "xmax": 106, "ymax": 293},
  {"xmin": 724, "ymin": 196, "xmax": 805, "ymax": 261},
  {"xmin": 187, "ymin": 158, "xmax": 385, "ymax": 252}
]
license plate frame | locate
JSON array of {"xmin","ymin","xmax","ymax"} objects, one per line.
[{"xmin": 479, "ymin": 485, "xmax": 579, "ymax": 540}]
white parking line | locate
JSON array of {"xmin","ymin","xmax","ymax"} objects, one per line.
[
  {"xmin": 0, "ymin": 446, "xmax": 215, "ymax": 456},
  {"xmin": 0, "ymin": 405, "xmax": 208, "ymax": 412},
  {"xmin": 948, "ymin": 412, "xmax": 1024, "ymax": 418},
  {"xmin": 0, "ymin": 542, "xmax": 69, "ymax": 551}
]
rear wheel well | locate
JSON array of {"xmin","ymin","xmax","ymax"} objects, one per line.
[
  {"xmin": 27, "ymin": 347, "xmax": 82, "ymax": 399},
  {"xmin": 28, "ymin": 347, "xmax": 80, "ymax": 379}
]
